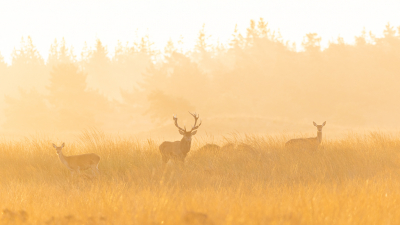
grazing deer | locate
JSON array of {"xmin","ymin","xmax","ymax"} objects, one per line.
[
  {"xmin": 285, "ymin": 121, "xmax": 326, "ymax": 150},
  {"xmin": 159, "ymin": 112, "xmax": 202, "ymax": 168},
  {"xmin": 197, "ymin": 144, "xmax": 221, "ymax": 152},
  {"xmin": 52, "ymin": 143, "xmax": 100, "ymax": 177}
]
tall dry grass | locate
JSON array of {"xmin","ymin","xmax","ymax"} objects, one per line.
[{"xmin": 1, "ymin": 130, "xmax": 400, "ymax": 224}]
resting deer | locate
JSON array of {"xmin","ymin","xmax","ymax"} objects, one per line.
[
  {"xmin": 52, "ymin": 143, "xmax": 100, "ymax": 177},
  {"xmin": 285, "ymin": 121, "xmax": 326, "ymax": 150},
  {"xmin": 159, "ymin": 112, "xmax": 202, "ymax": 169}
]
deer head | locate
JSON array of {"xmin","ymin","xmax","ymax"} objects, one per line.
[
  {"xmin": 52, "ymin": 142, "xmax": 65, "ymax": 155},
  {"xmin": 313, "ymin": 121, "xmax": 326, "ymax": 132},
  {"xmin": 173, "ymin": 112, "xmax": 202, "ymax": 141}
]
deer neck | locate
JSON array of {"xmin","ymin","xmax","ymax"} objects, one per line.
[
  {"xmin": 57, "ymin": 151, "xmax": 71, "ymax": 169},
  {"xmin": 317, "ymin": 131, "xmax": 322, "ymax": 144},
  {"xmin": 180, "ymin": 137, "xmax": 192, "ymax": 155}
]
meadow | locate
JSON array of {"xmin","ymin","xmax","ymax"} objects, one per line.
[{"xmin": 1, "ymin": 130, "xmax": 400, "ymax": 224}]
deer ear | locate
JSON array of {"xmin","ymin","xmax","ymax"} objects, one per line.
[
  {"xmin": 191, "ymin": 130, "xmax": 198, "ymax": 136},
  {"xmin": 313, "ymin": 122, "xmax": 317, "ymax": 126},
  {"xmin": 52, "ymin": 143, "xmax": 57, "ymax": 148},
  {"xmin": 61, "ymin": 143, "xmax": 65, "ymax": 147},
  {"xmin": 179, "ymin": 130, "xmax": 185, "ymax": 135},
  {"xmin": 322, "ymin": 121, "xmax": 326, "ymax": 126}
]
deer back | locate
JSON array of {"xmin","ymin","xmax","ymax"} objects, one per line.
[
  {"xmin": 65, "ymin": 153, "xmax": 100, "ymax": 170},
  {"xmin": 285, "ymin": 137, "xmax": 319, "ymax": 149}
]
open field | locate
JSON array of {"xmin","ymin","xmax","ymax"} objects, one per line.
[{"xmin": 1, "ymin": 130, "xmax": 400, "ymax": 224}]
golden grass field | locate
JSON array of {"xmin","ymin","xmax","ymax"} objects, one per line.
[{"xmin": 1, "ymin": 130, "xmax": 400, "ymax": 224}]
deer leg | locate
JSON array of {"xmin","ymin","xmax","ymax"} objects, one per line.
[
  {"xmin": 162, "ymin": 155, "xmax": 169, "ymax": 170},
  {"xmin": 95, "ymin": 164, "xmax": 100, "ymax": 176},
  {"xmin": 70, "ymin": 169, "xmax": 80, "ymax": 180},
  {"xmin": 178, "ymin": 157, "xmax": 185, "ymax": 169},
  {"xmin": 91, "ymin": 165, "xmax": 98, "ymax": 177}
]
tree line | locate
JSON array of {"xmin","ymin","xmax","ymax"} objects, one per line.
[{"xmin": 1, "ymin": 19, "xmax": 400, "ymax": 133}]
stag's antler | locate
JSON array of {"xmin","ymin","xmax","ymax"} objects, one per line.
[
  {"xmin": 173, "ymin": 115, "xmax": 186, "ymax": 132},
  {"xmin": 188, "ymin": 112, "xmax": 202, "ymax": 132}
]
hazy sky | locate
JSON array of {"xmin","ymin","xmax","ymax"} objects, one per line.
[{"xmin": 0, "ymin": 0, "xmax": 399, "ymax": 64}]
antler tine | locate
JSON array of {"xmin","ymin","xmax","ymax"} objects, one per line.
[
  {"xmin": 173, "ymin": 114, "xmax": 186, "ymax": 132},
  {"xmin": 193, "ymin": 120, "xmax": 202, "ymax": 129},
  {"xmin": 188, "ymin": 111, "xmax": 200, "ymax": 119},
  {"xmin": 188, "ymin": 111, "xmax": 202, "ymax": 131}
]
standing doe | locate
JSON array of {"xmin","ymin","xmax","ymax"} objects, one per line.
[
  {"xmin": 52, "ymin": 143, "xmax": 100, "ymax": 177},
  {"xmin": 159, "ymin": 112, "xmax": 202, "ymax": 169},
  {"xmin": 285, "ymin": 121, "xmax": 326, "ymax": 150}
]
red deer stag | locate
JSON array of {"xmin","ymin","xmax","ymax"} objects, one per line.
[
  {"xmin": 285, "ymin": 121, "xmax": 326, "ymax": 150},
  {"xmin": 159, "ymin": 112, "xmax": 202, "ymax": 169}
]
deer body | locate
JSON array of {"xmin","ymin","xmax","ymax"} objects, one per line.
[
  {"xmin": 53, "ymin": 143, "xmax": 100, "ymax": 177},
  {"xmin": 285, "ymin": 121, "xmax": 326, "ymax": 150},
  {"xmin": 160, "ymin": 139, "xmax": 191, "ymax": 163},
  {"xmin": 159, "ymin": 112, "xmax": 202, "ymax": 168}
]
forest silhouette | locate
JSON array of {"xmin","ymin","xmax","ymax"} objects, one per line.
[{"xmin": 1, "ymin": 19, "xmax": 400, "ymax": 136}]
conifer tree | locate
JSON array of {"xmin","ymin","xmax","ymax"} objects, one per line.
[
  {"xmin": 47, "ymin": 38, "xmax": 75, "ymax": 68},
  {"xmin": 47, "ymin": 63, "xmax": 110, "ymax": 130},
  {"xmin": 0, "ymin": 52, "xmax": 7, "ymax": 71},
  {"xmin": 164, "ymin": 38, "xmax": 176, "ymax": 58},
  {"xmin": 8, "ymin": 36, "xmax": 48, "ymax": 94},
  {"xmin": 3, "ymin": 88, "xmax": 52, "ymax": 131},
  {"xmin": 11, "ymin": 36, "xmax": 44, "ymax": 66},
  {"xmin": 85, "ymin": 39, "xmax": 113, "ymax": 96},
  {"xmin": 246, "ymin": 19, "xmax": 258, "ymax": 46},
  {"xmin": 0, "ymin": 52, "xmax": 8, "ymax": 94},
  {"xmin": 302, "ymin": 33, "xmax": 321, "ymax": 53}
]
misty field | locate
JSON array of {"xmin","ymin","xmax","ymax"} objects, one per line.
[{"xmin": 1, "ymin": 131, "xmax": 400, "ymax": 224}]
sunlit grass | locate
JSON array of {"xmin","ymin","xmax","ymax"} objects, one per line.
[{"xmin": 1, "ymin": 131, "xmax": 400, "ymax": 224}]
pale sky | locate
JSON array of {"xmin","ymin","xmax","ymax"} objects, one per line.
[{"xmin": 0, "ymin": 0, "xmax": 399, "ymax": 64}]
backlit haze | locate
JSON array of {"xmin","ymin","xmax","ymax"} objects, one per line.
[
  {"xmin": 1, "ymin": 0, "xmax": 400, "ymax": 139},
  {"xmin": 1, "ymin": 0, "xmax": 399, "ymax": 62}
]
